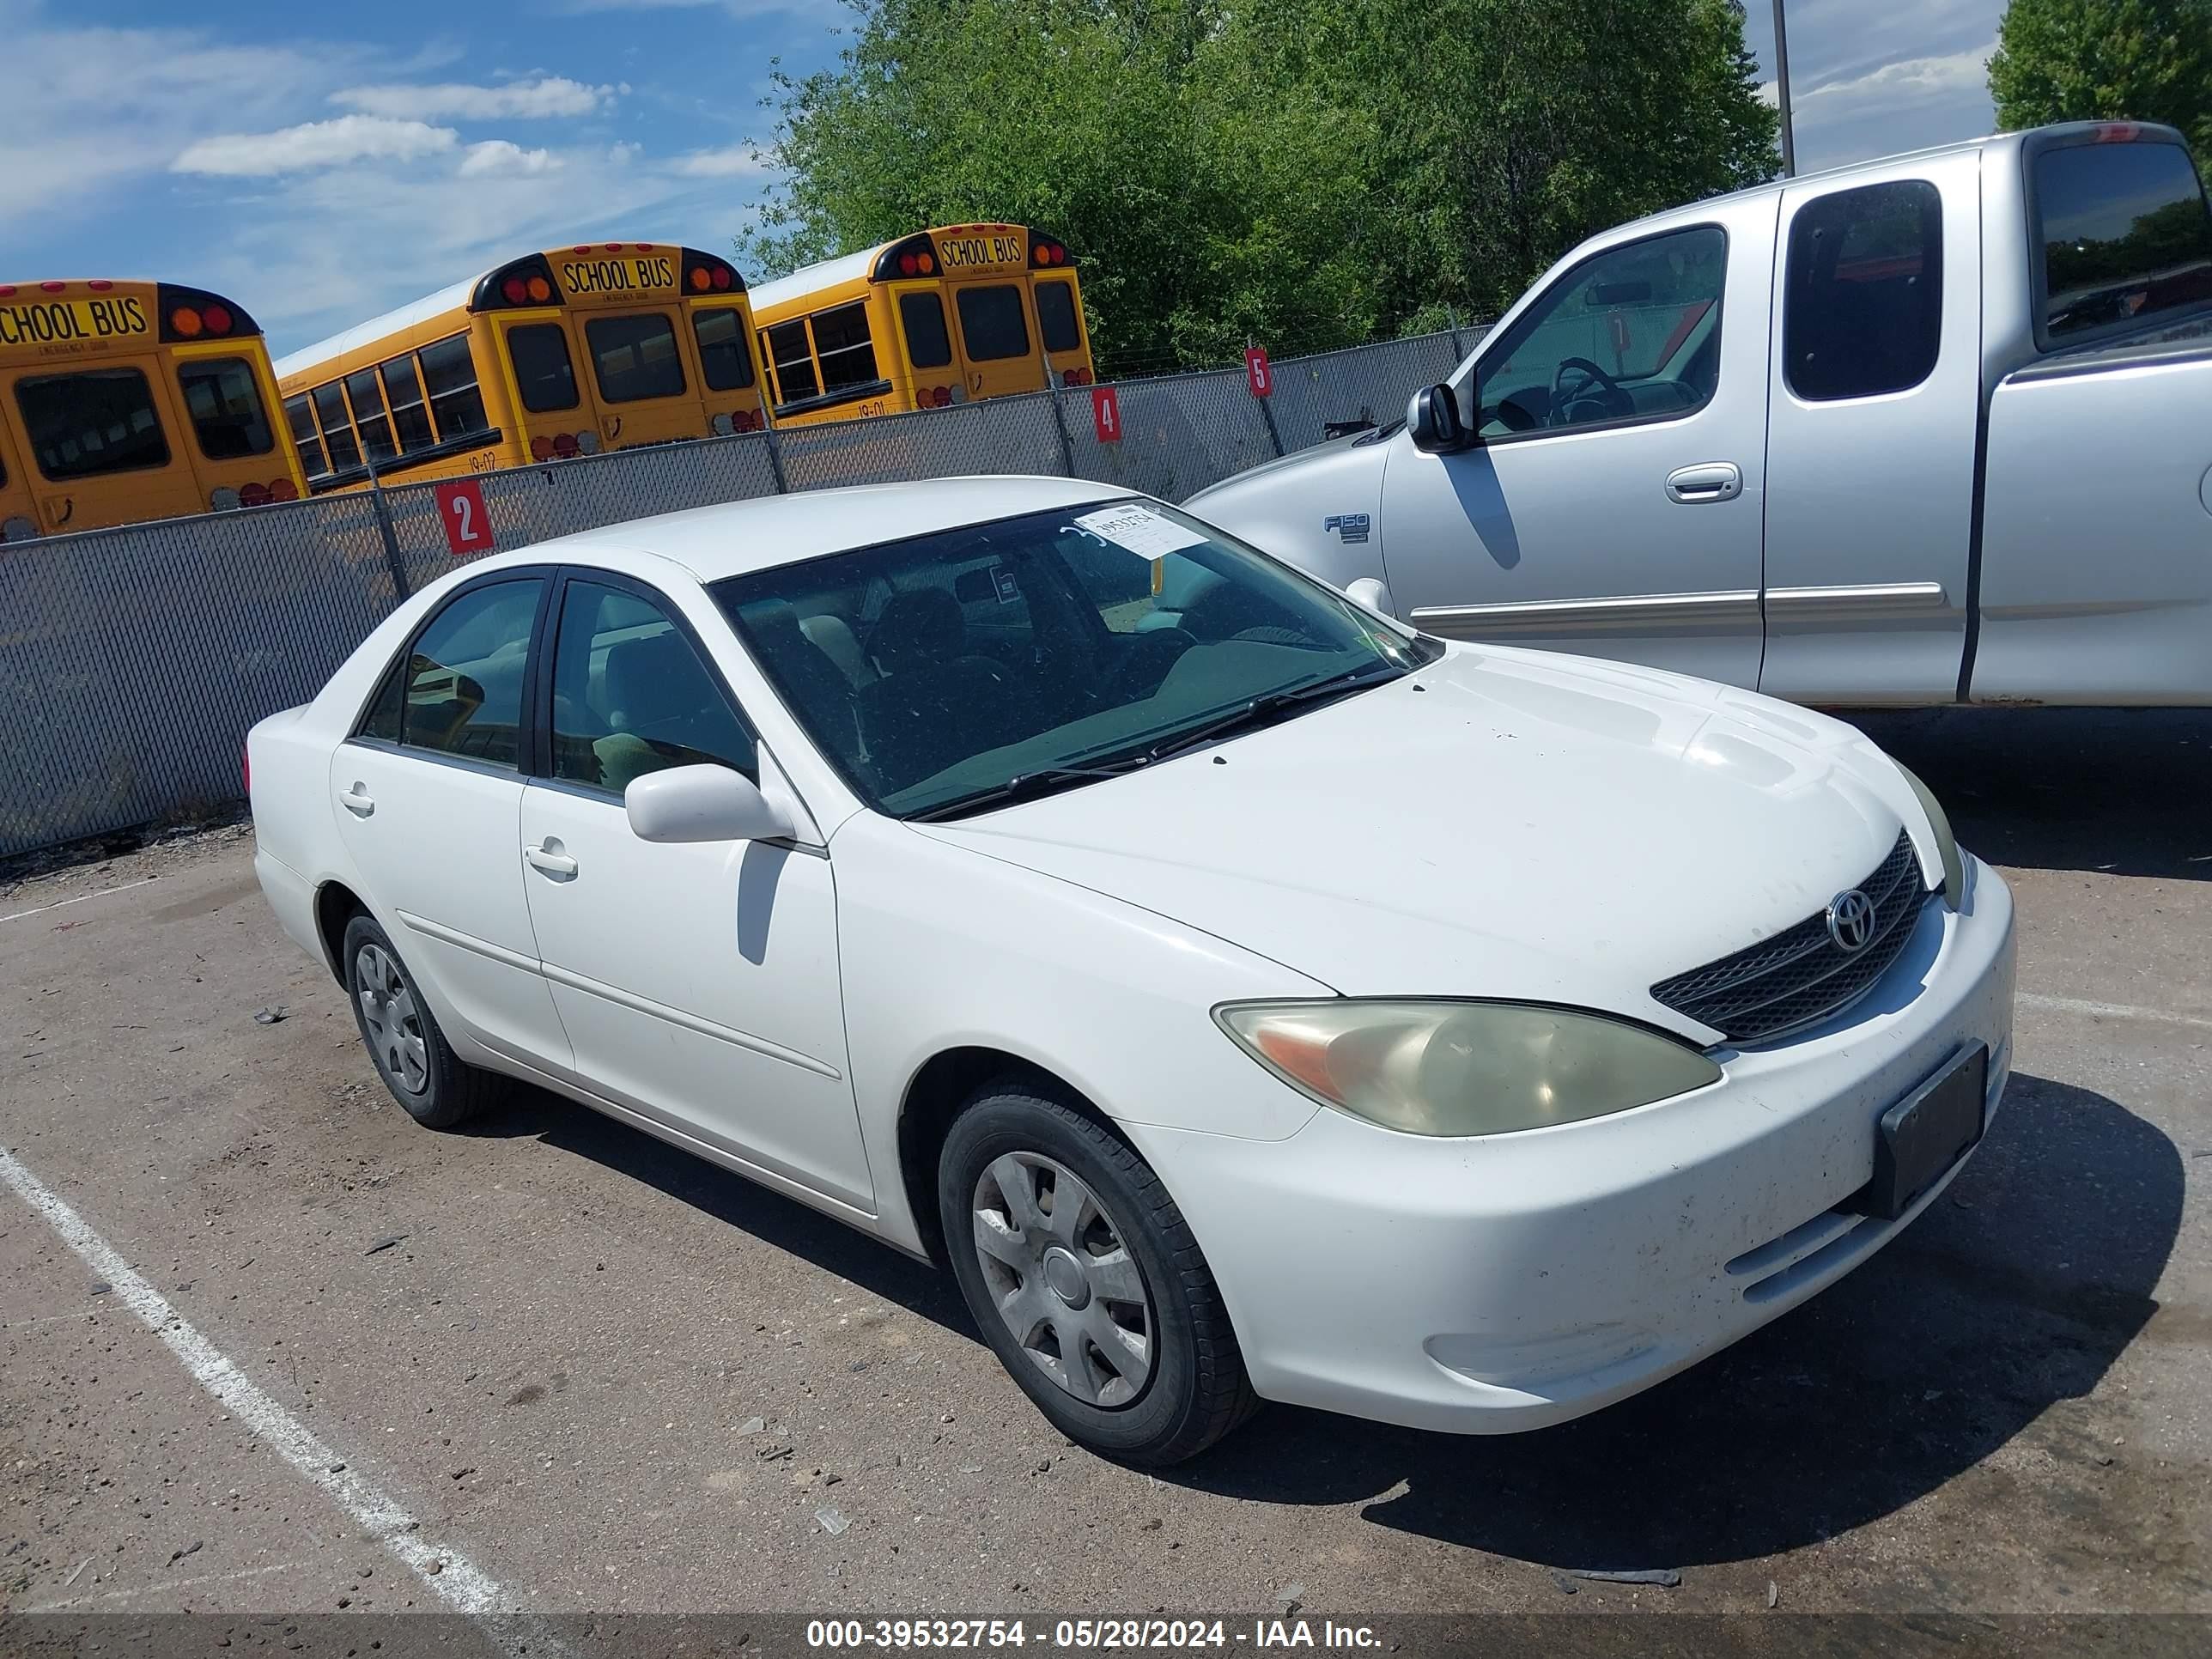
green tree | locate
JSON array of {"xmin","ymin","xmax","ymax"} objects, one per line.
[
  {"xmin": 742, "ymin": 0, "xmax": 1778, "ymax": 375},
  {"xmin": 1989, "ymin": 0, "xmax": 2212, "ymax": 157}
]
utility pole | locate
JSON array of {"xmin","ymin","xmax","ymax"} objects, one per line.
[{"xmin": 1771, "ymin": 0, "xmax": 1796, "ymax": 177}]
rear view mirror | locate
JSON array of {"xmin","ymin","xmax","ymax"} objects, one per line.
[
  {"xmin": 952, "ymin": 566, "xmax": 997, "ymax": 605},
  {"xmin": 627, "ymin": 763, "xmax": 796, "ymax": 844},
  {"xmin": 1407, "ymin": 384, "xmax": 1472, "ymax": 454}
]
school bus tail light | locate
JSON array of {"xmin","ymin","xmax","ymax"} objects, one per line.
[
  {"xmin": 1030, "ymin": 235, "xmax": 1072, "ymax": 269},
  {"xmin": 473, "ymin": 255, "xmax": 562, "ymax": 312},
  {"xmin": 157, "ymin": 283, "xmax": 259, "ymax": 344},
  {"xmin": 269, "ymin": 478, "xmax": 299, "ymax": 502},
  {"xmin": 682, "ymin": 250, "xmax": 745, "ymax": 295},
  {"xmin": 872, "ymin": 234, "xmax": 941, "ymax": 283}
]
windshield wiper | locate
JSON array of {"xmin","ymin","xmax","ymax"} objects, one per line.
[
  {"xmin": 1142, "ymin": 664, "xmax": 1403, "ymax": 765},
  {"xmin": 906, "ymin": 757, "xmax": 1153, "ymax": 823}
]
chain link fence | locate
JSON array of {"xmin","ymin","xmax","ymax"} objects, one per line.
[{"xmin": 2, "ymin": 326, "xmax": 1480, "ymax": 860}]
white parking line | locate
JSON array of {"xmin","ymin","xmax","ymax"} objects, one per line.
[
  {"xmin": 27, "ymin": 1560, "xmax": 305, "ymax": 1611},
  {"xmin": 0, "ymin": 876, "xmax": 158, "ymax": 926},
  {"xmin": 0, "ymin": 1146, "xmax": 565, "ymax": 1655},
  {"xmin": 2017, "ymin": 992, "xmax": 2212, "ymax": 1032}
]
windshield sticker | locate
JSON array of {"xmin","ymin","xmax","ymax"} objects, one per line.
[{"xmin": 1073, "ymin": 503, "xmax": 1209, "ymax": 558}]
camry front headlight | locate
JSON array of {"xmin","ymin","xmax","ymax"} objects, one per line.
[
  {"xmin": 1893, "ymin": 761, "xmax": 1966, "ymax": 907},
  {"xmin": 1214, "ymin": 1000, "xmax": 1723, "ymax": 1138}
]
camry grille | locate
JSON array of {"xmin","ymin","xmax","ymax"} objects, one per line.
[{"xmin": 1650, "ymin": 830, "xmax": 1930, "ymax": 1045}]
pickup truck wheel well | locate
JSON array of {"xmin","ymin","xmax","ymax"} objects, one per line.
[
  {"xmin": 314, "ymin": 881, "xmax": 367, "ymax": 986},
  {"xmin": 897, "ymin": 1048, "xmax": 1130, "ymax": 1270}
]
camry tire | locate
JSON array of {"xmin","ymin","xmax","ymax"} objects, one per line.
[
  {"xmin": 939, "ymin": 1084, "xmax": 1258, "ymax": 1465},
  {"xmin": 341, "ymin": 914, "xmax": 503, "ymax": 1130}
]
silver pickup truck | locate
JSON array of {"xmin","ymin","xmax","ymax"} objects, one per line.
[{"xmin": 1190, "ymin": 120, "xmax": 2212, "ymax": 706}]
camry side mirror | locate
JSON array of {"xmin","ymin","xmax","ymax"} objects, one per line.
[
  {"xmin": 1407, "ymin": 384, "xmax": 1473, "ymax": 453},
  {"xmin": 1344, "ymin": 577, "xmax": 1395, "ymax": 617},
  {"xmin": 627, "ymin": 763, "xmax": 796, "ymax": 844}
]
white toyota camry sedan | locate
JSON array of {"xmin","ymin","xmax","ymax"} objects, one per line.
[{"xmin": 249, "ymin": 475, "xmax": 2014, "ymax": 1464}]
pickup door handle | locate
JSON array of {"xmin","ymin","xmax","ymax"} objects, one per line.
[
  {"xmin": 1665, "ymin": 462, "xmax": 1742, "ymax": 503},
  {"xmin": 341, "ymin": 784, "xmax": 374, "ymax": 817},
  {"xmin": 524, "ymin": 842, "xmax": 577, "ymax": 880}
]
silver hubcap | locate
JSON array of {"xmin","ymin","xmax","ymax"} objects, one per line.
[
  {"xmin": 971, "ymin": 1152, "xmax": 1154, "ymax": 1409},
  {"xmin": 355, "ymin": 943, "xmax": 429, "ymax": 1097}
]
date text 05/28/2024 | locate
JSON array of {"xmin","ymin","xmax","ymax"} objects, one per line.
[{"xmin": 805, "ymin": 1619, "xmax": 1382, "ymax": 1650}]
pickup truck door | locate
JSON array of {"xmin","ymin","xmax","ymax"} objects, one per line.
[
  {"xmin": 1757, "ymin": 152, "xmax": 1983, "ymax": 703},
  {"xmin": 1377, "ymin": 192, "xmax": 1777, "ymax": 686}
]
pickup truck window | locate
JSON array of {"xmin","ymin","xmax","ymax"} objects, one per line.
[
  {"xmin": 1784, "ymin": 180, "xmax": 1942, "ymax": 402},
  {"xmin": 1474, "ymin": 226, "xmax": 1726, "ymax": 441},
  {"xmin": 2036, "ymin": 139, "xmax": 2212, "ymax": 343}
]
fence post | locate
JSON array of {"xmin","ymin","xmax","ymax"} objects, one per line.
[
  {"xmin": 1048, "ymin": 386, "xmax": 1077, "ymax": 477},
  {"xmin": 1247, "ymin": 340, "xmax": 1285, "ymax": 458},
  {"xmin": 363, "ymin": 453, "xmax": 410, "ymax": 600},
  {"xmin": 1445, "ymin": 310, "xmax": 1468, "ymax": 362},
  {"xmin": 763, "ymin": 428, "xmax": 791, "ymax": 495},
  {"xmin": 1255, "ymin": 389, "xmax": 1285, "ymax": 459}
]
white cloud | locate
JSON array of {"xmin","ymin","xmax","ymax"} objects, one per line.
[
  {"xmin": 172, "ymin": 114, "xmax": 458, "ymax": 177},
  {"xmin": 1796, "ymin": 45, "xmax": 1994, "ymax": 122},
  {"xmin": 459, "ymin": 139, "xmax": 561, "ymax": 176},
  {"xmin": 670, "ymin": 143, "xmax": 773, "ymax": 178},
  {"xmin": 0, "ymin": 20, "xmax": 381, "ymax": 215},
  {"xmin": 331, "ymin": 76, "xmax": 612, "ymax": 121},
  {"xmin": 1746, "ymin": 0, "xmax": 2003, "ymax": 172}
]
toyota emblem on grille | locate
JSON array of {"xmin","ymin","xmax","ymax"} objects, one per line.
[{"xmin": 1826, "ymin": 888, "xmax": 1877, "ymax": 953}]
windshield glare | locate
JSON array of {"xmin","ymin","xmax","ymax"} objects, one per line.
[{"xmin": 714, "ymin": 500, "xmax": 1435, "ymax": 818}]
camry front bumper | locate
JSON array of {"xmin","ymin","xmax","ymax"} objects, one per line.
[{"xmin": 1127, "ymin": 856, "xmax": 2015, "ymax": 1434}]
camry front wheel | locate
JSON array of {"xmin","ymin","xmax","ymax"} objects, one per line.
[{"xmin": 938, "ymin": 1085, "xmax": 1257, "ymax": 1465}]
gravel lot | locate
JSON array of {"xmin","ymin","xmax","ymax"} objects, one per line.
[{"xmin": 1, "ymin": 707, "xmax": 2205, "ymax": 1632}]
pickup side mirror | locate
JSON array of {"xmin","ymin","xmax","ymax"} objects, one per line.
[
  {"xmin": 627, "ymin": 763, "xmax": 796, "ymax": 844},
  {"xmin": 1407, "ymin": 384, "xmax": 1473, "ymax": 453}
]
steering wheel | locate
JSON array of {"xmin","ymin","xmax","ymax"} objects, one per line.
[{"xmin": 1550, "ymin": 356, "xmax": 1629, "ymax": 425}]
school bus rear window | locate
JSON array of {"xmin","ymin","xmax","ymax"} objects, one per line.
[
  {"xmin": 692, "ymin": 307, "xmax": 756, "ymax": 392},
  {"xmin": 176, "ymin": 358, "xmax": 274, "ymax": 461},
  {"xmin": 1035, "ymin": 280, "xmax": 1080, "ymax": 354},
  {"xmin": 508, "ymin": 324, "xmax": 580, "ymax": 413},
  {"xmin": 586, "ymin": 313, "xmax": 687, "ymax": 404},
  {"xmin": 956, "ymin": 285, "xmax": 1030, "ymax": 361},
  {"xmin": 16, "ymin": 369, "xmax": 171, "ymax": 481},
  {"xmin": 899, "ymin": 292, "xmax": 953, "ymax": 369}
]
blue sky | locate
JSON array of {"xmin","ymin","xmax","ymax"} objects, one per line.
[{"xmin": 0, "ymin": 0, "xmax": 2003, "ymax": 358}]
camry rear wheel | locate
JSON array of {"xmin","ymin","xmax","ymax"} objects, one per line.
[
  {"xmin": 939, "ymin": 1085, "xmax": 1257, "ymax": 1465},
  {"xmin": 341, "ymin": 914, "xmax": 502, "ymax": 1130}
]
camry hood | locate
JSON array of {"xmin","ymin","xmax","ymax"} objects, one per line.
[{"xmin": 915, "ymin": 645, "xmax": 1934, "ymax": 1039}]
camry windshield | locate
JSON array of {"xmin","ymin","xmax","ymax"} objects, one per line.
[{"xmin": 714, "ymin": 500, "xmax": 1438, "ymax": 820}]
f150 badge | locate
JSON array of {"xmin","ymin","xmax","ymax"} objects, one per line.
[{"xmin": 1322, "ymin": 513, "xmax": 1371, "ymax": 544}]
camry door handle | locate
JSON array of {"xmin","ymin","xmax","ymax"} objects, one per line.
[
  {"xmin": 341, "ymin": 784, "xmax": 375, "ymax": 817},
  {"xmin": 1665, "ymin": 462, "xmax": 1742, "ymax": 503},
  {"xmin": 525, "ymin": 842, "xmax": 577, "ymax": 879}
]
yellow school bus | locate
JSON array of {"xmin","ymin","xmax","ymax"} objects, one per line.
[
  {"xmin": 274, "ymin": 244, "xmax": 769, "ymax": 494},
  {"xmin": 0, "ymin": 280, "xmax": 303, "ymax": 543},
  {"xmin": 747, "ymin": 224, "xmax": 1095, "ymax": 427}
]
